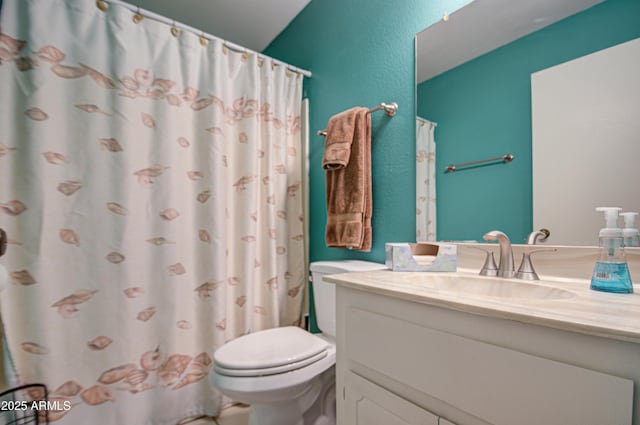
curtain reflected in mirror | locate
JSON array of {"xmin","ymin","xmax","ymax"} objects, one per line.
[{"xmin": 416, "ymin": 117, "xmax": 437, "ymax": 242}]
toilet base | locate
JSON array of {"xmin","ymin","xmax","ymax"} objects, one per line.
[{"xmin": 247, "ymin": 366, "xmax": 335, "ymax": 425}]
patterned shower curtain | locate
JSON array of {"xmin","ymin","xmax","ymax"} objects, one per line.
[
  {"xmin": 416, "ymin": 117, "xmax": 437, "ymax": 241},
  {"xmin": 0, "ymin": 0, "xmax": 305, "ymax": 423}
]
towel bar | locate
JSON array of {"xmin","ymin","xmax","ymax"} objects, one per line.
[
  {"xmin": 445, "ymin": 153, "xmax": 514, "ymax": 173},
  {"xmin": 317, "ymin": 102, "xmax": 397, "ymax": 136}
]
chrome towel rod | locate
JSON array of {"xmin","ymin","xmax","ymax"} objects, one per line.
[
  {"xmin": 317, "ymin": 102, "xmax": 398, "ymax": 136},
  {"xmin": 445, "ymin": 153, "xmax": 514, "ymax": 173}
]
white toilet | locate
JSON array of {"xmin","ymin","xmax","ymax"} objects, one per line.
[{"xmin": 211, "ymin": 260, "xmax": 386, "ymax": 425}]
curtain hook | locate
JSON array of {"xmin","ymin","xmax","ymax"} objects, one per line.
[
  {"xmin": 133, "ymin": 6, "xmax": 143, "ymax": 24},
  {"xmin": 170, "ymin": 21, "xmax": 180, "ymax": 37},
  {"xmin": 96, "ymin": 0, "xmax": 109, "ymax": 12},
  {"xmin": 199, "ymin": 32, "xmax": 209, "ymax": 46},
  {"xmin": 242, "ymin": 50, "xmax": 249, "ymax": 61}
]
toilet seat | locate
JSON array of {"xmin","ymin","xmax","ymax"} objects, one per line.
[{"xmin": 214, "ymin": 326, "xmax": 329, "ymax": 377}]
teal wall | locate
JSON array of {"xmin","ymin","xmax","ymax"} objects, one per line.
[
  {"xmin": 265, "ymin": 0, "xmax": 639, "ymax": 330},
  {"xmin": 418, "ymin": 0, "xmax": 640, "ymax": 243},
  {"xmin": 265, "ymin": 0, "xmax": 471, "ymax": 264}
]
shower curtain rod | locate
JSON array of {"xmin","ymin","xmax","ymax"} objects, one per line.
[
  {"xmin": 100, "ymin": 0, "xmax": 312, "ymax": 78},
  {"xmin": 416, "ymin": 116, "xmax": 436, "ymax": 125},
  {"xmin": 417, "ymin": 116, "xmax": 437, "ymax": 129}
]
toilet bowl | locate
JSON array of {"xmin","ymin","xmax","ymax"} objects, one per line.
[{"xmin": 210, "ymin": 260, "xmax": 386, "ymax": 425}]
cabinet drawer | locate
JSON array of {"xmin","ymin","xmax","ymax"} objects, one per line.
[
  {"xmin": 344, "ymin": 371, "xmax": 439, "ymax": 425},
  {"xmin": 345, "ymin": 307, "xmax": 633, "ymax": 425}
]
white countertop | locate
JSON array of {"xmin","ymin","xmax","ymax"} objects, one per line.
[{"xmin": 326, "ymin": 269, "xmax": 640, "ymax": 344}]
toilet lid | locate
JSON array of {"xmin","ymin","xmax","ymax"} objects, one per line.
[
  {"xmin": 214, "ymin": 326, "xmax": 329, "ymax": 371},
  {"xmin": 214, "ymin": 349, "xmax": 328, "ymax": 377}
]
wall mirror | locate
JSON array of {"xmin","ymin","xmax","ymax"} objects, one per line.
[{"xmin": 415, "ymin": 0, "xmax": 640, "ymax": 246}]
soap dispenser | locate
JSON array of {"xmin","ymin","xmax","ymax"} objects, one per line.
[
  {"xmin": 620, "ymin": 212, "xmax": 640, "ymax": 247},
  {"xmin": 591, "ymin": 207, "xmax": 634, "ymax": 294}
]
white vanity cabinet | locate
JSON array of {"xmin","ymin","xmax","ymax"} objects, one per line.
[
  {"xmin": 334, "ymin": 282, "xmax": 638, "ymax": 425},
  {"xmin": 344, "ymin": 369, "xmax": 461, "ymax": 424},
  {"xmin": 344, "ymin": 371, "xmax": 439, "ymax": 425}
]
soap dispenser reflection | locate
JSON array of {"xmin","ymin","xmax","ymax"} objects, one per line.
[
  {"xmin": 621, "ymin": 212, "xmax": 640, "ymax": 247},
  {"xmin": 590, "ymin": 207, "xmax": 633, "ymax": 294}
]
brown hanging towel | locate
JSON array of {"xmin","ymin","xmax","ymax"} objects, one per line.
[{"xmin": 322, "ymin": 107, "xmax": 372, "ymax": 252}]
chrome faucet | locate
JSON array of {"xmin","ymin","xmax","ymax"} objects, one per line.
[{"xmin": 482, "ymin": 230, "xmax": 515, "ymax": 278}]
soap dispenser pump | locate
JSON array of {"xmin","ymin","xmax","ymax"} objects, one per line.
[
  {"xmin": 620, "ymin": 212, "xmax": 640, "ymax": 247},
  {"xmin": 591, "ymin": 207, "xmax": 633, "ymax": 294}
]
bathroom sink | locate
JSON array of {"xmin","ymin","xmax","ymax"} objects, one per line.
[{"xmin": 406, "ymin": 274, "xmax": 576, "ymax": 300}]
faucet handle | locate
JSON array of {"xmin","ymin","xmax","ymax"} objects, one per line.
[
  {"xmin": 515, "ymin": 248, "xmax": 557, "ymax": 280},
  {"xmin": 526, "ymin": 228, "xmax": 551, "ymax": 245},
  {"xmin": 468, "ymin": 246, "xmax": 498, "ymax": 276}
]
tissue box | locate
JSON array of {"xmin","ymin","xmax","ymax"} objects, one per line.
[{"xmin": 385, "ymin": 242, "xmax": 457, "ymax": 272}]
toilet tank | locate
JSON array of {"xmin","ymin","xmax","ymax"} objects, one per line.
[{"xmin": 309, "ymin": 260, "xmax": 386, "ymax": 338}]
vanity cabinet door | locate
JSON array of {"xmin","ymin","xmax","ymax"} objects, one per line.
[{"xmin": 344, "ymin": 371, "xmax": 439, "ymax": 425}]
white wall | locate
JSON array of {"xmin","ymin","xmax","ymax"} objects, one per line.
[{"xmin": 532, "ymin": 38, "xmax": 640, "ymax": 246}]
